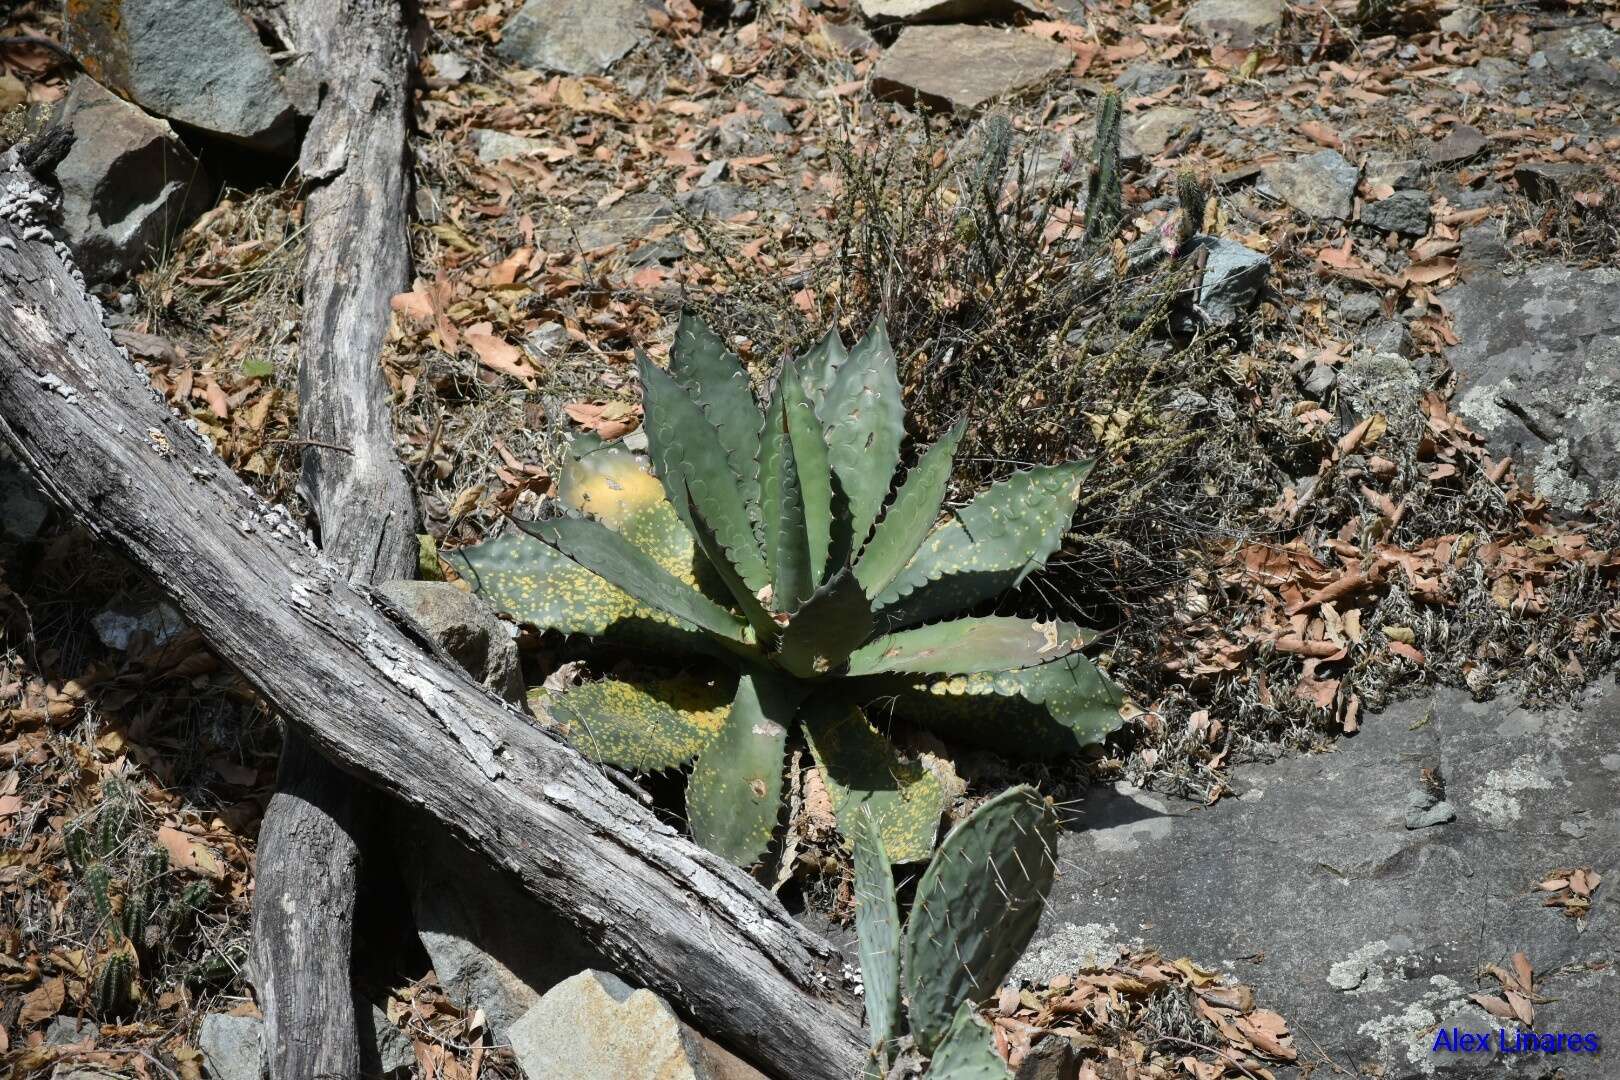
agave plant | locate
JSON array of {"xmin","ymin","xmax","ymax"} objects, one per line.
[{"xmin": 448, "ymin": 314, "xmax": 1120, "ymax": 865}]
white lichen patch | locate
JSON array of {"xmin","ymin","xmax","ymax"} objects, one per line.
[
  {"xmin": 1468, "ymin": 764, "xmax": 1555, "ymax": 828},
  {"xmin": 1328, "ymin": 940, "xmax": 1391, "ymax": 992},
  {"xmin": 1355, "ymin": 975, "xmax": 1492, "ymax": 1077},
  {"xmin": 1010, "ymin": 921, "xmax": 1134, "ymax": 984}
]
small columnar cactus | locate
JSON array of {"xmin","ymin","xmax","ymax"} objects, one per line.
[
  {"xmin": 852, "ymin": 786, "xmax": 1058, "ymax": 1077},
  {"xmin": 1083, "ymin": 90, "xmax": 1123, "ymax": 246},
  {"xmin": 452, "ymin": 315, "xmax": 1120, "ymax": 866},
  {"xmin": 94, "ymin": 948, "xmax": 136, "ymax": 1018}
]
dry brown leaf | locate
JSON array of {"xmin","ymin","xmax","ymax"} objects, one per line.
[{"xmin": 18, "ymin": 973, "xmax": 64, "ymax": 1027}]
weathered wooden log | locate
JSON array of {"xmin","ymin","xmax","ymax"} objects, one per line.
[
  {"xmin": 0, "ymin": 162, "xmax": 867, "ymax": 1080},
  {"xmin": 249, "ymin": 1, "xmax": 420, "ymax": 1073}
]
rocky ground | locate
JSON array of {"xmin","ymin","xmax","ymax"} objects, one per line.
[{"xmin": 2, "ymin": 0, "xmax": 1619, "ymax": 1077}]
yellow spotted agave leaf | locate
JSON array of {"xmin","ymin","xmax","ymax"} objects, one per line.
[
  {"xmin": 558, "ymin": 441, "xmax": 695, "ymax": 583},
  {"xmin": 802, "ymin": 699, "xmax": 945, "ymax": 864},
  {"xmin": 550, "ymin": 674, "xmax": 731, "ymax": 771},
  {"xmin": 687, "ymin": 672, "xmax": 800, "ymax": 866}
]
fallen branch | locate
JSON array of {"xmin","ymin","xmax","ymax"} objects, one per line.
[{"xmin": 0, "ymin": 157, "xmax": 866, "ymax": 1080}]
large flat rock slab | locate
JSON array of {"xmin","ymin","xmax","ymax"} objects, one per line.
[
  {"xmin": 1022, "ymin": 686, "xmax": 1619, "ymax": 1078},
  {"xmin": 1445, "ymin": 258, "xmax": 1620, "ymax": 511},
  {"xmin": 871, "ymin": 25, "xmax": 1072, "ymax": 111}
]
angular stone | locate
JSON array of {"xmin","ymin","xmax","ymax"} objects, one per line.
[
  {"xmin": 51, "ymin": 77, "xmax": 212, "ymax": 285},
  {"xmin": 1446, "ymin": 261, "xmax": 1620, "ymax": 511},
  {"xmin": 1532, "ymin": 27, "xmax": 1620, "ymax": 90},
  {"xmin": 199, "ymin": 1014, "xmax": 264, "ymax": 1080},
  {"xmin": 1183, "ymin": 0, "xmax": 1285, "ymax": 48},
  {"xmin": 376, "ymin": 580, "xmax": 523, "ymax": 704},
  {"xmin": 1023, "ymin": 684, "xmax": 1620, "ymax": 1078},
  {"xmin": 63, "ymin": 0, "xmax": 295, "ymax": 151},
  {"xmin": 1113, "ymin": 62, "xmax": 1182, "ymax": 96},
  {"xmin": 1124, "ymin": 106, "xmax": 1198, "ymax": 157},
  {"xmin": 871, "ymin": 25, "xmax": 1073, "ymax": 112},
  {"xmin": 469, "ymin": 128, "xmax": 550, "ymax": 164},
  {"xmin": 1183, "ymin": 234, "xmax": 1269, "ymax": 327},
  {"xmin": 1438, "ymin": 4, "xmax": 1482, "ymax": 35},
  {"xmin": 0, "ymin": 444, "xmax": 49, "ymax": 542},
  {"xmin": 364, "ymin": 1003, "xmax": 415, "ymax": 1077},
  {"xmin": 1262, "ymin": 149, "xmax": 1358, "ymax": 220},
  {"xmin": 1363, "ymin": 154, "xmax": 1423, "ymax": 190},
  {"xmin": 1426, "ymin": 123, "xmax": 1488, "ymax": 166},
  {"xmin": 1361, "ymin": 190, "xmax": 1430, "ymax": 236},
  {"xmin": 496, "ymin": 0, "xmax": 648, "ymax": 76},
  {"xmin": 509, "ymin": 970, "xmax": 767, "ymax": 1080},
  {"xmin": 858, "ymin": 0, "xmax": 1036, "ymax": 19}
]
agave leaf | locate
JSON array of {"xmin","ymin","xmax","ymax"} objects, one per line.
[
  {"xmin": 845, "ymin": 616, "xmax": 1096, "ymax": 677},
  {"xmin": 558, "ymin": 441, "xmax": 696, "ymax": 584},
  {"xmin": 850, "ymin": 807, "xmax": 902, "ymax": 1055},
  {"xmin": 447, "ymin": 531, "xmax": 697, "ymax": 650},
  {"xmin": 926, "ymin": 1003, "xmax": 1013, "ymax": 1079},
  {"xmin": 679, "ymin": 474, "xmax": 778, "ymax": 647},
  {"xmin": 875, "ymin": 460, "xmax": 1093, "ymax": 631},
  {"xmin": 797, "ymin": 323, "xmax": 849, "ymax": 405},
  {"xmin": 802, "ymin": 700, "xmax": 945, "ymax": 864},
  {"xmin": 903, "ymin": 786, "xmax": 1057, "ymax": 1055},
  {"xmin": 638, "ymin": 351, "xmax": 769, "ymax": 594},
  {"xmin": 783, "ymin": 356, "xmax": 836, "ymax": 585},
  {"xmin": 517, "ymin": 515, "xmax": 750, "ymax": 644},
  {"xmin": 854, "ymin": 419, "xmax": 966, "ymax": 599},
  {"xmin": 687, "ymin": 672, "xmax": 800, "ymax": 865},
  {"xmin": 774, "ymin": 566, "xmax": 875, "ymax": 679},
  {"xmin": 820, "ymin": 318, "xmax": 905, "ymax": 549},
  {"xmin": 876, "ymin": 651, "xmax": 1122, "ymax": 756},
  {"xmin": 668, "ymin": 313, "xmax": 763, "ymax": 525},
  {"xmin": 759, "ymin": 370, "xmax": 814, "ymax": 612},
  {"xmin": 550, "ymin": 673, "xmax": 731, "ymax": 771}
]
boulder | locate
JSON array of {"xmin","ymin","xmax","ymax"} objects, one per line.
[
  {"xmin": 508, "ymin": 969, "xmax": 768, "ymax": 1080},
  {"xmin": 375, "ymin": 580, "xmax": 523, "ymax": 704},
  {"xmin": 63, "ymin": 0, "xmax": 295, "ymax": 151},
  {"xmin": 198, "ymin": 1014, "xmax": 264, "ymax": 1080},
  {"xmin": 857, "ymin": 0, "xmax": 1038, "ymax": 20},
  {"xmin": 50, "ymin": 77, "xmax": 213, "ymax": 285},
  {"xmin": 1183, "ymin": 0, "xmax": 1285, "ymax": 48},
  {"xmin": 871, "ymin": 25, "xmax": 1073, "ymax": 112},
  {"xmin": 1019, "ymin": 685, "xmax": 1620, "ymax": 1078},
  {"xmin": 496, "ymin": 0, "xmax": 648, "ymax": 76},
  {"xmin": 1262, "ymin": 149, "xmax": 1358, "ymax": 221},
  {"xmin": 1446, "ymin": 259, "xmax": 1620, "ymax": 511},
  {"xmin": 1361, "ymin": 190, "xmax": 1431, "ymax": 237}
]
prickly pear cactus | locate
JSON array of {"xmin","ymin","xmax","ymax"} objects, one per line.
[
  {"xmin": 902, "ymin": 786, "xmax": 1058, "ymax": 1055},
  {"xmin": 851, "ymin": 807, "xmax": 902, "ymax": 1060},
  {"xmin": 450, "ymin": 313, "xmax": 1121, "ymax": 867}
]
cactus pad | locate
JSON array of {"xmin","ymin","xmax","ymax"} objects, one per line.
[
  {"xmin": 850, "ymin": 807, "xmax": 902, "ymax": 1055},
  {"xmin": 927, "ymin": 1002, "xmax": 1013, "ymax": 1079},
  {"xmin": 902, "ymin": 786, "xmax": 1057, "ymax": 1055}
]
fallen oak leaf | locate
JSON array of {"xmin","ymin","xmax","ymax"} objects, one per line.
[
  {"xmin": 1470, "ymin": 993, "xmax": 1514, "ymax": 1020},
  {"xmin": 1235, "ymin": 1009, "xmax": 1297, "ymax": 1061}
]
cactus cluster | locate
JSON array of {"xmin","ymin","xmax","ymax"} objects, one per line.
[
  {"xmin": 65, "ymin": 784, "xmax": 215, "ymax": 1018},
  {"xmin": 452, "ymin": 314, "xmax": 1120, "ymax": 865},
  {"xmin": 852, "ymin": 786, "xmax": 1058, "ymax": 1077}
]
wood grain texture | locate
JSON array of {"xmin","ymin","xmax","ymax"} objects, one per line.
[
  {"xmin": 0, "ymin": 162, "xmax": 866, "ymax": 1080},
  {"xmin": 251, "ymin": 2, "xmax": 421, "ymax": 1074}
]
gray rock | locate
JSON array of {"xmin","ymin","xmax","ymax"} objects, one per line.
[
  {"xmin": 870, "ymin": 25, "xmax": 1073, "ymax": 112},
  {"xmin": 425, "ymin": 52, "xmax": 471, "ymax": 83},
  {"xmin": 366, "ymin": 1004, "xmax": 414, "ymax": 1077},
  {"xmin": 1514, "ymin": 160, "xmax": 1602, "ymax": 202},
  {"xmin": 43, "ymin": 1016, "xmax": 96, "ymax": 1044},
  {"xmin": 1183, "ymin": 0, "xmax": 1285, "ymax": 48},
  {"xmin": 496, "ymin": 0, "xmax": 648, "ymax": 75},
  {"xmin": 1262, "ymin": 149, "xmax": 1358, "ymax": 220},
  {"xmin": 1447, "ymin": 262, "xmax": 1620, "ymax": 511},
  {"xmin": 1404, "ymin": 790, "xmax": 1457, "ymax": 830},
  {"xmin": 470, "ymin": 129, "xmax": 548, "ymax": 164},
  {"xmin": 858, "ymin": 0, "xmax": 1037, "ymax": 19},
  {"xmin": 91, "ymin": 602, "xmax": 185, "ymax": 652},
  {"xmin": 1024, "ymin": 685, "xmax": 1620, "ymax": 1078},
  {"xmin": 1446, "ymin": 56, "xmax": 1523, "ymax": 94},
  {"xmin": 63, "ymin": 0, "xmax": 295, "ymax": 151},
  {"xmin": 1113, "ymin": 62, "xmax": 1182, "ymax": 96},
  {"xmin": 558, "ymin": 191, "xmax": 675, "ymax": 251},
  {"xmin": 1300, "ymin": 362, "xmax": 1338, "ymax": 398},
  {"xmin": 509, "ymin": 970, "xmax": 767, "ymax": 1080},
  {"xmin": 1532, "ymin": 27, "xmax": 1620, "ymax": 90},
  {"xmin": 377, "ymin": 581, "xmax": 523, "ymax": 704},
  {"xmin": 1438, "ymin": 4, "xmax": 1482, "ymax": 35},
  {"xmin": 1426, "ymin": 123, "xmax": 1488, "ymax": 166},
  {"xmin": 1185, "ymin": 235, "xmax": 1269, "ymax": 327},
  {"xmin": 1362, "ymin": 318, "xmax": 1413, "ymax": 358},
  {"xmin": 50, "ymin": 77, "xmax": 212, "ymax": 285},
  {"xmin": 0, "ymin": 445, "xmax": 49, "ymax": 542},
  {"xmin": 1339, "ymin": 292, "xmax": 1382, "ymax": 326},
  {"xmin": 1014, "ymin": 1035, "xmax": 1079, "ymax": 1080},
  {"xmin": 1339, "ymin": 351, "xmax": 1424, "ymax": 434},
  {"xmin": 1362, "ymin": 190, "xmax": 1431, "ymax": 237},
  {"xmin": 1364, "ymin": 154, "xmax": 1423, "ymax": 190},
  {"xmin": 407, "ymin": 813, "xmax": 602, "ymax": 1041},
  {"xmin": 199, "ymin": 1014, "xmax": 264, "ymax": 1080},
  {"xmin": 1124, "ymin": 106, "xmax": 1198, "ymax": 157}
]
